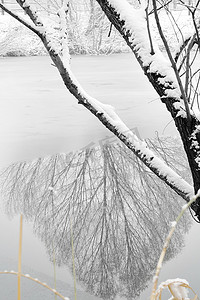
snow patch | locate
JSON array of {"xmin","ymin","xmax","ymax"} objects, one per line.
[
  {"xmin": 58, "ymin": 3, "xmax": 71, "ymax": 66},
  {"xmin": 170, "ymin": 221, "xmax": 177, "ymax": 227},
  {"xmin": 182, "ymin": 204, "xmax": 188, "ymax": 210},
  {"xmin": 158, "ymin": 278, "xmax": 189, "ymax": 299}
]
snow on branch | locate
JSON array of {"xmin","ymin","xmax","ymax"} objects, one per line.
[
  {"xmin": 106, "ymin": 0, "xmax": 181, "ymax": 95},
  {"xmin": 57, "ymin": 1, "xmax": 71, "ymax": 66},
  {"xmin": 96, "ymin": 0, "xmax": 192, "ymax": 120},
  {"xmin": 16, "ymin": 0, "xmax": 43, "ymax": 27},
  {"xmin": 1, "ymin": 1, "xmax": 67, "ymax": 57}
]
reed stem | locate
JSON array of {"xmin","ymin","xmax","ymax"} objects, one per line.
[{"xmin": 18, "ymin": 214, "xmax": 23, "ymax": 300}]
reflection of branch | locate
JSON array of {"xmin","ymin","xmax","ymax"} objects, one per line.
[{"xmin": 0, "ymin": 138, "xmax": 192, "ymax": 299}]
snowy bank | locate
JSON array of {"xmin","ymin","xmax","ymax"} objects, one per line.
[
  {"xmin": 0, "ymin": 10, "xmax": 193, "ymax": 56},
  {"xmin": 0, "ymin": 14, "xmax": 128, "ymax": 56}
]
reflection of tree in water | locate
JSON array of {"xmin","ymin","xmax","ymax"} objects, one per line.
[{"xmin": 0, "ymin": 136, "xmax": 192, "ymax": 299}]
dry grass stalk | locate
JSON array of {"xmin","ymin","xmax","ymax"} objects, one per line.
[
  {"xmin": 0, "ymin": 214, "xmax": 69, "ymax": 300},
  {"xmin": 151, "ymin": 192, "xmax": 200, "ymax": 300},
  {"xmin": 155, "ymin": 279, "xmax": 199, "ymax": 299},
  {"xmin": 18, "ymin": 214, "xmax": 23, "ymax": 300},
  {"xmin": 0, "ymin": 271, "xmax": 68, "ymax": 300}
]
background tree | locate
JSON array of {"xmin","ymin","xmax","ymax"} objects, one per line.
[{"xmin": 0, "ymin": 0, "xmax": 129, "ymax": 54}]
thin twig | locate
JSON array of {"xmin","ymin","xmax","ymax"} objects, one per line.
[
  {"xmin": 152, "ymin": 0, "xmax": 192, "ymax": 125},
  {"xmin": 145, "ymin": 0, "xmax": 155, "ymax": 55},
  {"xmin": 149, "ymin": 0, "xmax": 172, "ymax": 15}
]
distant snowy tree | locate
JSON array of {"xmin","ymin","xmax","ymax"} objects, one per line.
[
  {"xmin": 85, "ymin": 0, "xmax": 110, "ymax": 53},
  {"xmin": 67, "ymin": 0, "xmax": 126, "ymax": 53}
]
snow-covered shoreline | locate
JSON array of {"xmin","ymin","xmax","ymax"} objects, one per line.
[
  {"xmin": 0, "ymin": 10, "xmax": 193, "ymax": 57},
  {"xmin": 0, "ymin": 14, "xmax": 129, "ymax": 56}
]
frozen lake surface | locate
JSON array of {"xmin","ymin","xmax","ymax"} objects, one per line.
[
  {"xmin": 0, "ymin": 53, "xmax": 176, "ymax": 167},
  {"xmin": 0, "ymin": 54, "xmax": 200, "ymax": 300}
]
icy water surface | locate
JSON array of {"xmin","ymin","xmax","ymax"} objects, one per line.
[
  {"xmin": 0, "ymin": 54, "xmax": 176, "ymax": 167},
  {"xmin": 0, "ymin": 54, "xmax": 199, "ymax": 300}
]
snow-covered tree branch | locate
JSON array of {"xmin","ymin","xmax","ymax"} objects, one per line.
[
  {"xmin": 1, "ymin": 0, "xmax": 200, "ymax": 218},
  {"xmin": 96, "ymin": 0, "xmax": 200, "ymax": 214}
]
